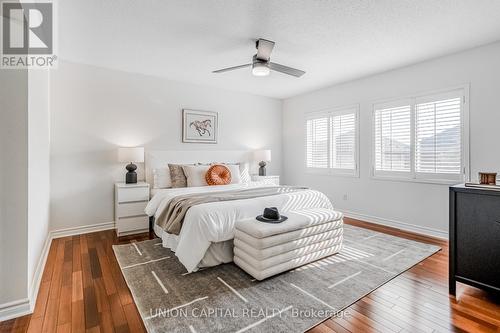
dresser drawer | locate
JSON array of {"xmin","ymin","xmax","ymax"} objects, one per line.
[
  {"xmin": 117, "ymin": 187, "xmax": 149, "ymax": 203},
  {"xmin": 455, "ymin": 192, "xmax": 500, "ymax": 288},
  {"xmin": 116, "ymin": 216, "xmax": 149, "ymax": 235},
  {"xmin": 116, "ymin": 201, "xmax": 147, "ymax": 218}
]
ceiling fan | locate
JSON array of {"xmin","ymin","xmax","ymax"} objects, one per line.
[{"xmin": 212, "ymin": 38, "xmax": 305, "ymax": 77}]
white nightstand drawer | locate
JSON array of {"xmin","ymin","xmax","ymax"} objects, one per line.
[
  {"xmin": 115, "ymin": 182, "xmax": 150, "ymax": 237},
  {"xmin": 117, "ymin": 187, "xmax": 149, "ymax": 203},
  {"xmin": 116, "ymin": 216, "xmax": 149, "ymax": 235},
  {"xmin": 116, "ymin": 201, "xmax": 147, "ymax": 218},
  {"xmin": 251, "ymin": 175, "xmax": 280, "ymax": 185}
]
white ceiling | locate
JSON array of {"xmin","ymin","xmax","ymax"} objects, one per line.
[{"xmin": 59, "ymin": 0, "xmax": 500, "ymax": 99}]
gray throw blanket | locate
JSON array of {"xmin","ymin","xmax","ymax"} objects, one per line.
[{"xmin": 156, "ymin": 186, "xmax": 307, "ymax": 235}]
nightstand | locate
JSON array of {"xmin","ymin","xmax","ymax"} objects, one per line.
[
  {"xmin": 251, "ymin": 175, "xmax": 280, "ymax": 185},
  {"xmin": 114, "ymin": 182, "xmax": 150, "ymax": 236}
]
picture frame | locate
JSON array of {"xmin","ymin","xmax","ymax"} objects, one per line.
[{"xmin": 182, "ymin": 109, "xmax": 218, "ymax": 144}]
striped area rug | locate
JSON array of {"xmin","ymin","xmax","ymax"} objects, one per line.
[{"xmin": 113, "ymin": 224, "xmax": 440, "ymax": 333}]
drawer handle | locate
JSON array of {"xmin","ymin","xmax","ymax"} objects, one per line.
[
  {"xmin": 118, "ymin": 200, "xmax": 148, "ymax": 204},
  {"xmin": 119, "ymin": 214, "xmax": 147, "ymax": 219}
]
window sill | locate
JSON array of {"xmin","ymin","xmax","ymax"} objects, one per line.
[{"xmin": 370, "ymin": 174, "xmax": 464, "ymax": 185}]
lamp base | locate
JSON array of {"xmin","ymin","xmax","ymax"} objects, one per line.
[
  {"xmin": 125, "ymin": 163, "xmax": 138, "ymax": 184},
  {"xmin": 258, "ymin": 161, "xmax": 267, "ymax": 176},
  {"xmin": 126, "ymin": 172, "xmax": 137, "ymax": 184}
]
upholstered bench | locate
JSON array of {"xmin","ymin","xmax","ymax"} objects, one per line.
[{"xmin": 233, "ymin": 208, "xmax": 343, "ymax": 280}]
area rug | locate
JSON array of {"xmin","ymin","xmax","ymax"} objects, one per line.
[{"xmin": 113, "ymin": 224, "xmax": 440, "ymax": 333}]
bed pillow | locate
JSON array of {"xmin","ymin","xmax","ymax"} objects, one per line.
[
  {"xmin": 208, "ymin": 162, "xmax": 248, "ymax": 183},
  {"xmin": 206, "ymin": 164, "xmax": 232, "ymax": 185},
  {"xmin": 168, "ymin": 164, "xmax": 192, "ymax": 188},
  {"xmin": 225, "ymin": 164, "xmax": 242, "ymax": 184},
  {"xmin": 182, "ymin": 165, "xmax": 210, "ymax": 187},
  {"xmin": 238, "ymin": 162, "xmax": 251, "ymax": 183},
  {"xmin": 153, "ymin": 167, "xmax": 171, "ymax": 188}
]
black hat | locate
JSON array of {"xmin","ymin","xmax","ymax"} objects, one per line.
[{"xmin": 256, "ymin": 207, "xmax": 288, "ymax": 223}]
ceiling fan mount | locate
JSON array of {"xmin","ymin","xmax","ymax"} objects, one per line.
[{"xmin": 212, "ymin": 38, "xmax": 305, "ymax": 78}]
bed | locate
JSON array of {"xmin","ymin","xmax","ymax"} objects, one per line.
[{"xmin": 144, "ymin": 150, "xmax": 334, "ymax": 273}]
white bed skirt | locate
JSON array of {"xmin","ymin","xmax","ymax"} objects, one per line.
[{"xmin": 153, "ymin": 223, "xmax": 234, "ymax": 271}]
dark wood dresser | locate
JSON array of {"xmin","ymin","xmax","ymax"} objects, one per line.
[{"xmin": 449, "ymin": 184, "xmax": 500, "ymax": 295}]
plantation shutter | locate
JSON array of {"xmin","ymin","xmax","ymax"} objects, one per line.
[
  {"xmin": 374, "ymin": 103, "xmax": 411, "ymax": 173},
  {"xmin": 306, "ymin": 116, "xmax": 329, "ymax": 168},
  {"xmin": 330, "ymin": 112, "xmax": 356, "ymax": 169},
  {"xmin": 415, "ymin": 91, "xmax": 462, "ymax": 177}
]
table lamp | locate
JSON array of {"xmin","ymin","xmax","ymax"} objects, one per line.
[
  {"xmin": 118, "ymin": 147, "xmax": 144, "ymax": 184},
  {"xmin": 254, "ymin": 150, "xmax": 271, "ymax": 176}
]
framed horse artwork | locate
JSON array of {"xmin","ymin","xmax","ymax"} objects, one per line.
[{"xmin": 182, "ymin": 109, "xmax": 219, "ymax": 143}]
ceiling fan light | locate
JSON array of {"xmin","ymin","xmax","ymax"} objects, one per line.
[{"xmin": 252, "ymin": 62, "xmax": 270, "ymax": 76}]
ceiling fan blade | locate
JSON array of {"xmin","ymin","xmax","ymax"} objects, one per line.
[
  {"xmin": 212, "ymin": 64, "xmax": 251, "ymax": 73},
  {"xmin": 269, "ymin": 62, "xmax": 305, "ymax": 77},
  {"xmin": 256, "ymin": 39, "xmax": 275, "ymax": 61}
]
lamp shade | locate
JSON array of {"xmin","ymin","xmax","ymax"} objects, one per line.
[
  {"xmin": 254, "ymin": 149, "xmax": 271, "ymax": 162},
  {"xmin": 118, "ymin": 147, "xmax": 144, "ymax": 163}
]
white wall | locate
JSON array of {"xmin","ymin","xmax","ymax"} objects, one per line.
[
  {"xmin": 0, "ymin": 70, "xmax": 29, "ymax": 305},
  {"xmin": 27, "ymin": 70, "xmax": 51, "ymax": 297},
  {"xmin": 0, "ymin": 68, "xmax": 51, "ymax": 317},
  {"xmin": 283, "ymin": 41, "xmax": 500, "ymax": 237},
  {"xmin": 50, "ymin": 61, "xmax": 283, "ymax": 230}
]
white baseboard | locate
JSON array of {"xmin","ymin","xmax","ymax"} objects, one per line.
[
  {"xmin": 0, "ymin": 221, "xmax": 115, "ymax": 322},
  {"xmin": 27, "ymin": 232, "xmax": 52, "ymax": 313},
  {"xmin": 342, "ymin": 209, "xmax": 448, "ymax": 239},
  {"xmin": 50, "ymin": 221, "xmax": 115, "ymax": 239},
  {"xmin": 0, "ymin": 298, "xmax": 31, "ymax": 322}
]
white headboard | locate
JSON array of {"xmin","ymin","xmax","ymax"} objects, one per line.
[{"xmin": 145, "ymin": 150, "xmax": 254, "ymax": 185}]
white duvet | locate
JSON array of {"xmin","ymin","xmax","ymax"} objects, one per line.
[{"xmin": 145, "ymin": 182, "xmax": 333, "ymax": 272}]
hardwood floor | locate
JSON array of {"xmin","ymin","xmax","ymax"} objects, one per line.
[{"xmin": 1, "ymin": 218, "xmax": 499, "ymax": 333}]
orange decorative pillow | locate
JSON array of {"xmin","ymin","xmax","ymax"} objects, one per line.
[{"xmin": 205, "ymin": 164, "xmax": 232, "ymax": 185}]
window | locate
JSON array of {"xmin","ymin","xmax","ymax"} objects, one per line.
[
  {"xmin": 331, "ymin": 112, "xmax": 356, "ymax": 169},
  {"xmin": 374, "ymin": 103, "xmax": 411, "ymax": 174},
  {"xmin": 373, "ymin": 88, "xmax": 468, "ymax": 183},
  {"xmin": 306, "ymin": 117, "xmax": 329, "ymax": 169},
  {"xmin": 306, "ymin": 106, "xmax": 359, "ymax": 176},
  {"xmin": 415, "ymin": 94, "xmax": 462, "ymax": 176}
]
